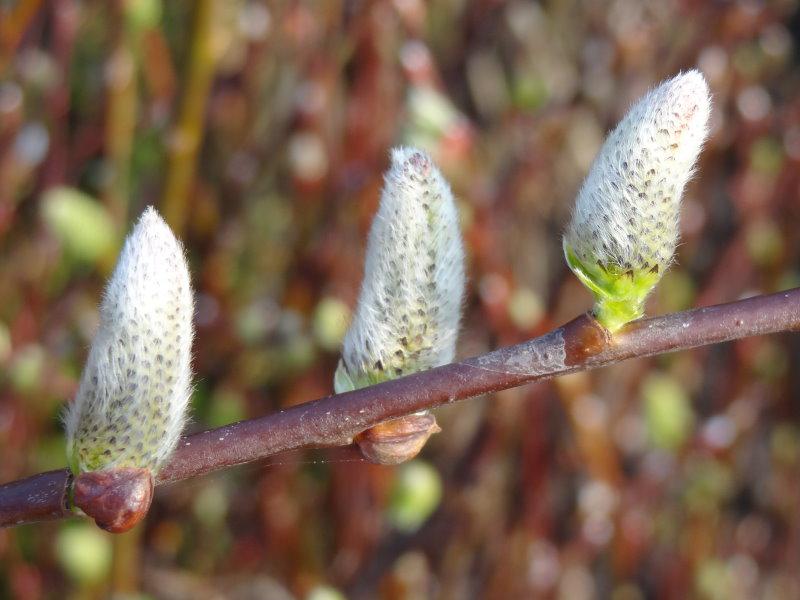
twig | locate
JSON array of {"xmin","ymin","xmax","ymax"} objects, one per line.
[{"xmin": 1, "ymin": 287, "xmax": 798, "ymax": 528}]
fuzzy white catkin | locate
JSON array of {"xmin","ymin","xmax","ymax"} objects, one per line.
[
  {"xmin": 565, "ymin": 70, "xmax": 711, "ymax": 275},
  {"xmin": 65, "ymin": 207, "xmax": 194, "ymax": 474},
  {"xmin": 335, "ymin": 147, "xmax": 465, "ymax": 391}
]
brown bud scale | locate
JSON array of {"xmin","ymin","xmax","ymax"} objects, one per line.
[
  {"xmin": 72, "ymin": 467, "xmax": 153, "ymax": 533},
  {"xmin": 355, "ymin": 412, "xmax": 441, "ymax": 465}
]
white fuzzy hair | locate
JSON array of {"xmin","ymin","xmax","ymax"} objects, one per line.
[
  {"xmin": 336, "ymin": 147, "xmax": 465, "ymax": 391},
  {"xmin": 65, "ymin": 207, "xmax": 194, "ymax": 474},
  {"xmin": 565, "ymin": 70, "xmax": 711, "ymax": 275}
]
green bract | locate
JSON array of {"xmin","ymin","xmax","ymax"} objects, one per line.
[{"xmin": 564, "ymin": 240, "xmax": 662, "ymax": 333}]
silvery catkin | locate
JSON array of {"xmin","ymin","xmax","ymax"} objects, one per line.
[
  {"xmin": 335, "ymin": 147, "xmax": 465, "ymax": 393},
  {"xmin": 65, "ymin": 207, "xmax": 194, "ymax": 475},
  {"xmin": 564, "ymin": 70, "xmax": 711, "ymax": 332}
]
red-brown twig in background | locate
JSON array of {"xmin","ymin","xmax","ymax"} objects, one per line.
[{"xmin": 1, "ymin": 287, "xmax": 798, "ymax": 528}]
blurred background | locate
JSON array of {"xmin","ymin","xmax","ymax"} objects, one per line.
[{"xmin": 0, "ymin": 0, "xmax": 799, "ymax": 598}]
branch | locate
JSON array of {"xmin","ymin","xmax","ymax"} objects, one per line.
[{"xmin": 2, "ymin": 288, "xmax": 798, "ymax": 528}]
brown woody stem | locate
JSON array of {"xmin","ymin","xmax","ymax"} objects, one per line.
[{"xmin": 1, "ymin": 287, "xmax": 798, "ymax": 528}]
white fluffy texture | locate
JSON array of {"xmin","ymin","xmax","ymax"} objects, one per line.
[
  {"xmin": 565, "ymin": 70, "xmax": 711, "ymax": 274},
  {"xmin": 65, "ymin": 207, "xmax": 194, "ymax": 474},
  {"xmin": 338, "ymin": 147, "xmax": 465, "ymax": 389}
]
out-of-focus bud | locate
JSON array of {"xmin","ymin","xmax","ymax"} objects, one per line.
[
  {"xmin": 336, "ymin": 147, "xmax": 464, "ymax": 464},
  {"xmin": 564, "ymin": 71, "xmax": 711, "ymax": 332},
  {"xmin": 64, "ymin": 207, "xmax": 194, "ymax": 531}
]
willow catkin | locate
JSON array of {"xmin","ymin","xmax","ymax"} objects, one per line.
[
  {"xmin": 564, "ymin": 70, "xmax": 711, "ymax": 331},
  {"xmin": 335, "ymin": 147, "xmax": 465, "ymax": 393},
  {"xmin": 65, "ymin": 207, "xmax": 194, "ymax": 475}
]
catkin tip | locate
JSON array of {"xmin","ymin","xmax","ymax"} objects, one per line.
[{"xmin": 390, "ymin": 146, "xmax": 433, "ymax": 177}]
